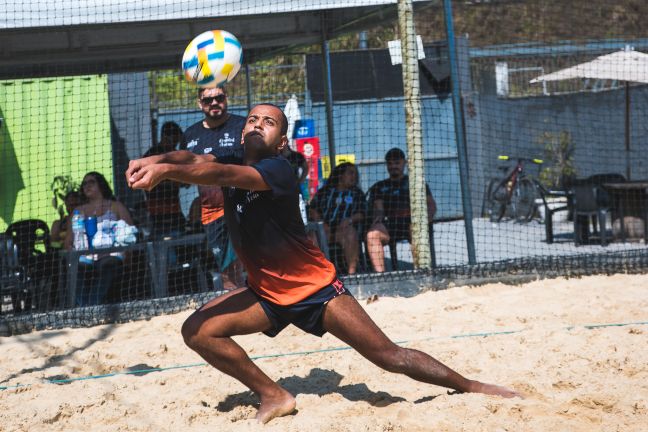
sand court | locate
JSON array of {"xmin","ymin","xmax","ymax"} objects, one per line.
[{"xmin": 1, "ymin": 274, "xmax": 647, "ymax": 431}]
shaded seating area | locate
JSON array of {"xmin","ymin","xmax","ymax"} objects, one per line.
[
  {"xmin": 540, "ymin": 173, "xmax": 626, "ymax": 246},
  {"xmin": 0, "ymin": 210, "xmax": 222, "ymax": 313},
  {"xmin": 56, "ymin": 232, "xmax": 221, "ymax": 309}
]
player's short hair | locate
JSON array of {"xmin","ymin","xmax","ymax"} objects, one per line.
[{"xmin": 252, "ymin": 103, "xmax": 289, "ymax": 136}]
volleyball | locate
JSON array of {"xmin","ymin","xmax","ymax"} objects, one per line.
[{"xmin": 182, "ymin": 30, "xmax": 243, "ymax": 88}]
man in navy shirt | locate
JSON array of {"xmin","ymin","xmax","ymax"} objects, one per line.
[
  {"xmin": 366, "ymin": 147, "xmax": 437, "ymax": 272},
  {"xmin": 126, "ymin": 104, "xmax": 520, "ymax": 424},
  {"xmin": 183, "ymin": 86, "xmax": 246, "ymax": 287}
]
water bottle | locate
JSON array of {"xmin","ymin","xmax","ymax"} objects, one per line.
[
  {"xmin": 102, "ymin": 220, "xmax": 115, "ymax": 246},
  {"xmin": 71, "ymin": 210, "xmax": 88, "ymax": 250}
]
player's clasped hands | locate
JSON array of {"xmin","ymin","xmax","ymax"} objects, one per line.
[{"xmin": 126, "ymin": 157, "xmax": 167, "ymax": 191}]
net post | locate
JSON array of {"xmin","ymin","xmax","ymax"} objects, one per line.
[
  {"xmin": 398, "ymin": 0, "xmax": 431, "ymax": 269},
  {"xmin": 443, "ymin": 0, "xmax": 476, "ymax": 265}
]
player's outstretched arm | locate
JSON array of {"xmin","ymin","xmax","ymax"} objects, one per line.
[
  {"xmin": 157, "ymin": 150, "xmax": 216, "ymax": 165},
  {"xmin": 126, "ymin": 151, "xmax": 216, "ymax": 186},
  {"xmin": 128, "ymin": 161, "xmax": 270, "ymax": 192}
]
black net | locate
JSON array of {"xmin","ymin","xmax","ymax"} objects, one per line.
[{"xmin": 1, "ymin": 0, "xmax": 647, "ymax": 335}]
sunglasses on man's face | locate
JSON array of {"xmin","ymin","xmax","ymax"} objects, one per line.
[{"xmin": 200, "ymin": 95, "xmax": 226, "ymax": 105}]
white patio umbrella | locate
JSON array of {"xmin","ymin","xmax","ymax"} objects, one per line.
[
  {"xmin": 283, "ymin": 94, "xmax": 302, "ymax": 151},
  {"xmin": 531, "ymin": 47, "xmax": 648, "ymax": 179}
]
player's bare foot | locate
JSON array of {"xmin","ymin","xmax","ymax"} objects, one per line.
[
  {"xmin": 256, "ymin": 389, "xmax": 296, "ymax": 424},
  {"xmin": 470, "ymin": 381, "xmax": 524, "ymax": 399}
]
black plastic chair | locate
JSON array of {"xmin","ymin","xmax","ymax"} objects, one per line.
[
  {"xmin": 587, "ymin": 173, "xmax": 626, "ymax": 209},
  {"xmin": 535, "ymin": 183, "xmax": 571, "ymax": 244},
  {"xmin": 572, "ymin": 183, "xmax": 611, "ymax": 246},
  {"xmin": 388, "ymin": 223, "xmax": 436, "ymax": 270},
  {"xmin": 5, "ymin": 219, "xmax": 56, "ymax": 310},
  {"xmin": 168, "ymin": 241, "xmax": 212, "ymax": 295},
  {"xmin": 0, "ymin": 234, "xmax": 29, "ymax": 313},
  {"xmin": 5, "ymin": 219, "xmax": 51, "ymax": 263}
]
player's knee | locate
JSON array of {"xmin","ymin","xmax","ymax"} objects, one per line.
[{"xmin": 181, "ymin": 314, "xmax": 203, "ymax": 349}]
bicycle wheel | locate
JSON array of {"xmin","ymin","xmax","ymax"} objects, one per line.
[
  {"xmin": 511, "ymin": 178, "xmax": 537, "ymax": 222},
  {"xmin": 485, "ymin": 179, "xmax": 506, "ymax": 222}
]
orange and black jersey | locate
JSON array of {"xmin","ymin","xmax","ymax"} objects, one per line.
[{"xmin": 223, "ymin": 155, "xmax": 336, "ymax": 306}]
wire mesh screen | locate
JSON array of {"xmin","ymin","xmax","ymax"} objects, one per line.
[{"xmin": 1, "ymin": 0, "xmax": 647, "ymax": 334}]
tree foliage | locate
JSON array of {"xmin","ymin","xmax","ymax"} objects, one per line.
[{"xmin": 151, "ymin": 0, "xmax": 648, "ymax": 109}]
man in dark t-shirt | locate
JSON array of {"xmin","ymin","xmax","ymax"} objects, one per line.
[
  {"xmin": 183, "ymin": 86, "xmax": 246, "ymax": 287},
  {"xmin": 126, "ymin": 104, "xmax": 520, "ymax": 424},
  {"xmin": 366, "ymin": 148, "xmax": 437, "ymax": 272}
]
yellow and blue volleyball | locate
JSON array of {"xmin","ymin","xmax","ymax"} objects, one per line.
[{"xmin": 182, "ymin": 30, "xmax": 243, "ymax": 88}]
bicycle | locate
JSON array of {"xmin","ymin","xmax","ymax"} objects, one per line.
[{"xmin": 484, "ymin": 155, "xmax": 543, "ymax": 223}]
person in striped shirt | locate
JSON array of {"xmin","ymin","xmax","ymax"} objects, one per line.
[{"xmin": 309, "ymin": 162, "xmax": 366, "ymax": 274}]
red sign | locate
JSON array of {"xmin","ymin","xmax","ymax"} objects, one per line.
[{"xmin": 295, "ymin": 137, "xmax": 320, "ymax": 199}]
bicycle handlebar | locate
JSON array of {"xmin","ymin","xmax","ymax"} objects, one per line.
[{"xmin": 498, "ymin": 155, "xmax": 543, "ymax": 165}]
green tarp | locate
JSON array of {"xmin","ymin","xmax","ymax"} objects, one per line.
[{"xmin": 0, "ymin": 75, "xmax": 112, "ymax": 231}]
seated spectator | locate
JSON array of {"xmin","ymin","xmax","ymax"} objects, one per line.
[
  {"xmin": 64, "ymin": 171, "xmax": 134, "ymax": 306},
  {"xmin": 366, "ymin": 148, "xmax": 437, "ymax": 272},
  {"xmin": 50, "ymin": 190, "xmax": 81, "ymax": 249},
  {"xmin": 143, "ymin": 121, "xmax": 187, "ymax": 239},
  {"xmin": 309, "ymin": 162, "xmax": 366, "ymax": 274}
]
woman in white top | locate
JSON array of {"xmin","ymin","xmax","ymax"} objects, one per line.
[{"xmin": 65, "ymin": 171, "xmax": 134, "ymax": 306}]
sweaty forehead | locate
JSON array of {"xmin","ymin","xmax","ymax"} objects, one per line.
[{"xmin": 248, "ymin": 106, "xmax": 280, "ymax": 120}]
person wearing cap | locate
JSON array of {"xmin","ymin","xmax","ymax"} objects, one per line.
[{"xmin": 366, "ymin": 148, "xmax": 437, "ymax": 272}]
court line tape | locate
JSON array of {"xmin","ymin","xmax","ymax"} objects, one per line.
[{"xmin": 2, "ymin": 320, "xmax": 647, "ymax": 391}]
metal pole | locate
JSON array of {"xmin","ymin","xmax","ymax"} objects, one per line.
[
  {"xmin": 245, "ymin": 63, "xmax": 253, "ymax": 111},
  {"xmin": 443, "ymin": 0, "xmax": 476, "ymax": 264},
  {"xmin": 625, "ymin": 81, "xmax": 631, "ymax": 180},
  {"xmin": 320, "ymin": 13, "xmax": 337, "ymax": 167},
  {"xmin": 398, "ymin": 0, "xmax": 431, "ymax": 269}
]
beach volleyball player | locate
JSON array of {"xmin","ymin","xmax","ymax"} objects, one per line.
[{"xmin": 126, "ymin": 103, "xmax": 521, "ymax": 423}]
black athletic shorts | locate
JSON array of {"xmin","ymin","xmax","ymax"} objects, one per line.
[{"xmin": 252, "ymin": 278, "xmax": 352, "ymax": 337}]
